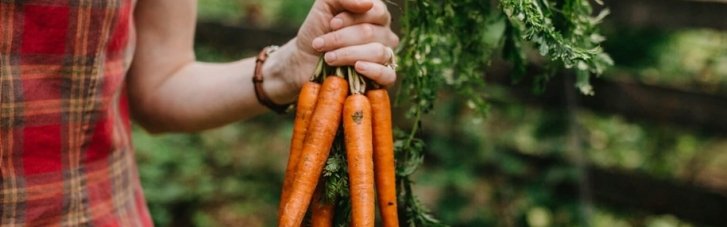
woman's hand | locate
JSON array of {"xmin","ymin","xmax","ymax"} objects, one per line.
[{"xmin": 293, "ymin": 0, "xmax": 399, "ymax": 88}]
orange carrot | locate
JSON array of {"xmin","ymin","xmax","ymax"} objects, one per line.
[
  {"xmin": 343, "ymin": 94, "xmax": 375, "ymax": 227},
  {"xmin": 366, "ymin": 89, "xmax": 399, "ymax": 227},
  {"xmin": 279, "ymin": 82, "xmax": 321, "ymax": 214},
  {"xmin": 279, "ymin": 76, "xmax": 348, "ymax": 227},
  {"xmin": 311, "ymin": 183, "xmax": 335, "ymax": 227}
]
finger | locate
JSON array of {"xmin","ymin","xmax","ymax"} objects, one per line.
[
  {"xmin": 327, "ymin": 0, "xmax": 374, "ymax": 14},
  {"xmin": 324, "ymin": 43, "xmax": 391, "ymax": 66},
  {"xmin": 355, "ymin": 61, "xmax": 396, "ymax": 87},
  {"xmin": 389, "ymin": 32, "xmax": 400, "ymax": 48},
  {"xmin": 330, "ymin": 1, "xmax": 390, "ymax": 30},
  {"xmin": 311, "ymin": 24, "xmax": 398, "ymax": 52}
]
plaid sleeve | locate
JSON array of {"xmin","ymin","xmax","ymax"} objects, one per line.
[{"xmin": 1, "ymin": 0, "xmax": 152, "ymax": 226}]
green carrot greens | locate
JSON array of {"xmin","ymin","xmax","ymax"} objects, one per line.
[
  {"xmin": 394, "ymin": 0, "xmax": 611, "ymax": 226},
  {"xmin": 320, "ymin": 0, "xmax": 612, "ymax": 226}
]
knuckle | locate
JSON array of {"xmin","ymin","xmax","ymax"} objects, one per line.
[
  {"xmin": 384, "ymin": 70, "xmax": 396, "ymax": 85},
  {"xmin": 337, "ymin": 49, "xmax": 351, "ymax": 61},
  {"xmin": 391, "ymin": 33, "xmax": 400, "ymax": 47},
  {"xmin": 369, "ymin": 67, "xmax": 383, "ymax": 82},
  {"xmin": 360, "ymin": 24, "xmax": 375, "ymax": 40},
  {"xmin": 342, "ymin": 13, "xmax": 354, "ymax": 24},
  {"xmin": 377, "ymin": 44, "xmax": 389, "ymax": 61},
  {"xmin": 378, "ymin": 7, "xmax": 391, "ymax": 22},
  {"xmin": 371, "ymin": 4, "xmax": 386, "ymax": 19},
  {"xmin": 375, "ymin": 1, "xmax": 388, "ymax": 11},
  {"xmin": 380, "ymin": 0, "xmax": 390, "ymax": 10},
  {"xmin": 330, "ymin": 32, "xmax": 342, "ymax": 47},
  {"xmin": 337, "ymin": 12, "xmax": 352, "ymax": 22},
  {"xmin": 377, "ymin": 65, "xmax": 387, "ymax": 79},
  {"xmin": 379, "ymin": 2, "xmax": 392, "ymax": 21}
]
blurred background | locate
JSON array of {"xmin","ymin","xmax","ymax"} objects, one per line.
[{"xmin": 132, "ymin": 0, "xmax": 727, "ymax": 226}]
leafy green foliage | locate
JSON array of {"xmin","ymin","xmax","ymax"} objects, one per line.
[
  {"xmin": 138, "ymin": 1, "xmax": 726, "ymax": 226},
  {"xmin": 395, "ymin": 0, "xmax": 612, "ymax": 225},
  {"xmin": 604, "ymin": 29, "xmax": 727, "ymax": 94},
  {"xmin": 322, "ymin": 142, "xmax": 349, "ymax": 201},
  {"xmin": 197, "ymin": 0, "xmax": 311, "ymax": 27},
  {"xmin": 135, "ymin": 118, "xmax": 291, "ymax": 226},
  {"xmin": 501, "ymin": 0, "xmax": 613, "ymax": 94},
  {"xmin": 320, "ymin": 132, "xmax": 355, "ymax": 227}
]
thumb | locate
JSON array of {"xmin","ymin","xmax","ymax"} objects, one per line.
[{"xmin": 326, "ymin": 0, "xmax": 374, "ymax": 14}]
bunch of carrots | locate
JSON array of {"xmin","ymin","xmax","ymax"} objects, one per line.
[{"xmin": 277, "ymin": 59, "xmax": 399, "ymax": 227}]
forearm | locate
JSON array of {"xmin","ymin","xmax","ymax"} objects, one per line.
[
  {"xmin": 129, "ymin": 40, "xmax": 315, "ymax": 133},
  {"xmin": 128, "ymin": 0, "xmax": 397, "ymax": 133}
]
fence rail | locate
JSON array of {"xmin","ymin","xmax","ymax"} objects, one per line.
[
  {"xmin": 486, "ymin": 64, "xmax": 727, "ymax": 136},
  {"xmin": 489, "ymin": 148, "xmax": 727, "ymax": 227},
  {"xmin": 603, "ymin": 0, "xmax": 727, "ymax": 30}
]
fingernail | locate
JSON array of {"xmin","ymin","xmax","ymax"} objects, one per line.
[
  {"xmin": 331, "ymin": 18, "xmax": 343, "ymax": 30},
  {"xmin": 358, "ymin": 0, "xmax": 373, "ymax": 8},
  {"xmin": 312, "ymin": 38, "xmax": 325, "ymax": 50},
  {"xmin": 325, "ymin": 52, "xmax": 337, "ymax": 62}
]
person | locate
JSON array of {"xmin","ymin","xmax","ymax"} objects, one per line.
[{"xmin": 0, "ymin": 0, "xmax": 398, "ymax": 225}]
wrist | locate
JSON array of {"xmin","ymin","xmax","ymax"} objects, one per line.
[
  {"xmin": 261, "ymin": 41, "xmax": 300, "ymax": 105},
  {"xmin": 262, "ymin": 39, "xmax": 318, "ymax": 105}
]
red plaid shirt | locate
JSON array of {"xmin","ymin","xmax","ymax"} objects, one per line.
[{"xmin": 1, "ymin": 0, "xmax": 153, "ymax": 226}]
